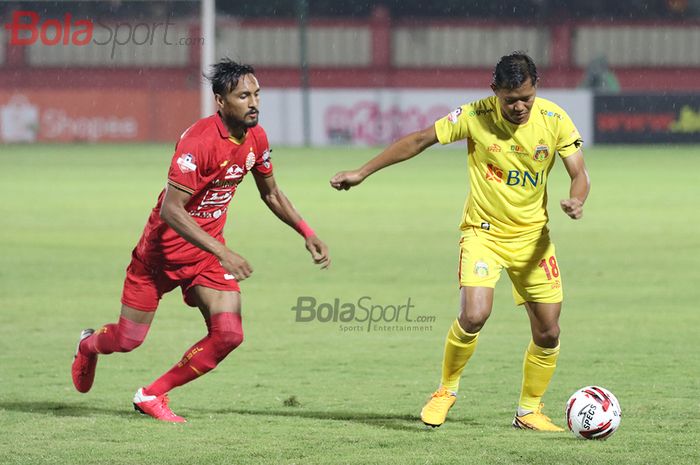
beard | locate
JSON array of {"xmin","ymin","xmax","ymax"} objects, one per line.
[
  {"xmin": 243, "ymin": 115, "xmax": 259, "ymax": 128},
  {"xmin": 221, "ymin": 111, "xmax": 259, "ymax": 130}
]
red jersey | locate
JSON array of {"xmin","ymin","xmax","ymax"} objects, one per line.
[{"xmin": 135, "ymin": 113, "xmax": 273, "ymax": 265}]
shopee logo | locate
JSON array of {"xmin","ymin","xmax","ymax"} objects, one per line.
[{"xmin": 5, "ymin": 11, "xmax": 93, "ymax": 46}]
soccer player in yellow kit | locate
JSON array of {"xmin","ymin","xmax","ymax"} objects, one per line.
[{"xmin": 330, "ymin": 53, "xmax": 590, "ymax": 431}]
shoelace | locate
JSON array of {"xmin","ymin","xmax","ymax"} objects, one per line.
[
  {"xmin": 534, "ymin": 403, "xmax": 551, "ymax": 421},
  {"xmin": 158, "ymin": 395, "xmax": 180, "ymax": 419},
  {"xmin": 431, "ymin": 389, "xmax": 454, "ymax": 400}
]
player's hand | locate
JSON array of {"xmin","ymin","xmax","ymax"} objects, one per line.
[
  {"xmin": 305, "ymin": 236, "xmax": 330, "ymax": 269},
  {"xmin": 330, "ymin": 170, "xmax": 365, "ymax": 191},
  {"xmin": 560, "ymin": 198, "xmax": 584, "ymax": 220},
  {"xmin": 217, "ymin": 248, "xmax": 253, "ymax": 281}
]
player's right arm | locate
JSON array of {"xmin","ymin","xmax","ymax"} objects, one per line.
[
  {"xmin": 160, "ymin": 184, "xmax": 253, "ymax": 280},
  {"xmin": 329, "ymin": 125, "xmax": 438, "ymax": 190}
]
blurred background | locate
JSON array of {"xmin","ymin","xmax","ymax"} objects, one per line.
[{"xmin": 1, "ymin": 0, "xmax": 699, "ymax": 146}]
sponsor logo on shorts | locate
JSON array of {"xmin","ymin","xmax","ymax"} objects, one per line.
[
  {"xmin": 474, "ymin": 261, "xmax": 489, "ymax": 277},
  {"xmin": 551, "ymin": 279, "xmax": 561, "ymax": 290},
  {"xmin": 447, "ymin": 107, "xmax": 463, "ymax": 124},
  {"xmin": 177, "ymin": 153, "xmax": 197, "ymax": 173},
  {"xmin": 480, "ymin": 222, "xmax": 490, "ymax": 231},
  {"xmin": 224, "ymin": 274, "xmax": 236, "ymax": 280}
]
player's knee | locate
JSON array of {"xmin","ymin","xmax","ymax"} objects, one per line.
[
  {"xmin": 114, "ymin": 317, "xmax": 150, "ymax": 353},
  {"xmin": 458, "ymin": 310, "xmax": 489, "ymax": 333},
  {"xmin": 212, "ymin": 327, "xmax": 244, "ymax": 354},
  {"xmin": 533, "ymin": 325, "xmax": 560, "ymax": 347},
  {"xmin": 116, "ymin": 336, "xmax": 144, "ymax": 352}
]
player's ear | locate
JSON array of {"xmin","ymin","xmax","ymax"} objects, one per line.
[{"xmin": 214, "ymin": 93, "xmax": 225, "ymax": 110}]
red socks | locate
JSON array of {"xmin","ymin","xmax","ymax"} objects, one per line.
[
  {"xmin": 144, "ymin": 312, "xmax": 243, "ymax": 397},
  {"xmin": 81, "ymin": 316, "xmax": 150, "ymax": 355}
]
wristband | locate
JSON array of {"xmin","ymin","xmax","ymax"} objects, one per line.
[{"xmin": 295, "ymin": 220, "xmax": 316, "ymax": 239}]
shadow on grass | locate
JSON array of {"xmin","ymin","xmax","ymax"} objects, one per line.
[
  {"xmin": 201, "ymin": 407, "xmax": 478, "ymax": 432},
  {"xmin": 0, "ymin": 400, "xmax": 134, "ymax": 418},
  {"xmin": 0, "ymin": 401, "xmax": 480, "ymax": 432}
]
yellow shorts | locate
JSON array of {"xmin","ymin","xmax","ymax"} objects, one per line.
[{"xmin": 458, "ymin": 229, "xmax": 563, "ymax": 305}]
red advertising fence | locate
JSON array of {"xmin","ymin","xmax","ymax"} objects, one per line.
[
  {"xmin": 0, "ymin": 89, "xmax": 198, "ymax": 142},
  {"xmin": 594, "ymin": 95, "xmax": 700, "ymax": 143}
]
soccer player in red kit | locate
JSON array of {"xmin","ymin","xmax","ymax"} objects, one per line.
[{"xmin": 71, "ymin": 59, "xmax": 330, "ymax": 422}]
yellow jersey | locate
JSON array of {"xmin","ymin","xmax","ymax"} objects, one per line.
[{"xmin": 434, "ymin": 95, "xmax": 582, "ymax": 241}]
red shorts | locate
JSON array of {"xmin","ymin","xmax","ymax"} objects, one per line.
[{"xmin": 121, "ymin": 250, "xmax": 240, "ymax": 312}]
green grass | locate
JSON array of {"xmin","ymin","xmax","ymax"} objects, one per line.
[{"xmin": 1, "ymin": 143, "xmax": 699, "ymax": 465}]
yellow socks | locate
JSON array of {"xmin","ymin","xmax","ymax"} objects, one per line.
[
  {"xmin": 440, "ymin": 319, "xmax": 479, "ymax": 392},
  {"xmin": 519, "ymin": 340, "xmax": 560, "ymax": 412}
]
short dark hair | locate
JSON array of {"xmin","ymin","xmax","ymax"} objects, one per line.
[
  {"xmin": 492, "ymin": 52, "xmax": 538, "ymax": 89},
  {"xmin": 206, "ymin": 58, "xmax": 255, "ymax": 96}
]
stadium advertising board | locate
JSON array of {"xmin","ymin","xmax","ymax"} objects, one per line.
[
  {"xmin": 595, "ymin": 94, "xmax": 700, "ymax": 143},
  {"xmin": 0, "ymin": 90, "xmax": 197, "ymax": 143},
  {"xmin": 262, "ymin": 89, "xmax": 594, "ymax": 147},
  {"xmin": 1, "ymin": 89, "xmax": 593, "ymax": 146}
]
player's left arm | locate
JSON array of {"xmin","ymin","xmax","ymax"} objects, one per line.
[
  {"xmin": 560, "ymin": 150, "xmax": 590, "ymax": 220},
  {"xmin": 252, "ymin": 171, "xmax": 330, "ymax": 269}
]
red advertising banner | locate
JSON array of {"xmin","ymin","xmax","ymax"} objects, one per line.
[
  {"xmin": 0, "ymin": 89, "xmax": 198, "ymax": 143},
  {"xmin": 595, "ymin": 94, "xmax": 700, "ymax": 143}
]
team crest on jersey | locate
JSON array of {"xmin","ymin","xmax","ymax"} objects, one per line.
[
  {"xmin": 177, "ymin": 153, "xmax": 197, "ymax": 173},
  {"xmin": 533, "ymin": 144, "xmax": 550, "ymax": 162},
  {"xmin": 447, "ymin": 107, "xmax": 462, "ymax": 124},
  {"xmin": 245, "ymin": 150, "xmax": 256, "ymax": 170}
]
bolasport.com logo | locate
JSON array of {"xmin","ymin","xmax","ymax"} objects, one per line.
[
  {"xmin": 3, "ymin": 11, "xmax": 203, "ymax": 59},
  {"xmin": 291, "ymin": 296, "xmax": 437, "ymax": 333}
]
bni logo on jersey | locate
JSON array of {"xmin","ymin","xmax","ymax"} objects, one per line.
[{"xmin": 486, "ymin": 163, "xmax": 544, "ymax": 188}]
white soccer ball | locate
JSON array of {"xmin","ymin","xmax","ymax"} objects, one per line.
[{"xmin": 565, "ymin": 386, "xmax": 621, "ymax": 440}]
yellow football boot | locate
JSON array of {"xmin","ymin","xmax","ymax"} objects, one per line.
[
  {"xmin": 512, "ymin": 403, "xmax": 564, "ymax": 432},
  {"xmin": 420, "ymin": 386, "xmax": 457, "ymax": 427}
]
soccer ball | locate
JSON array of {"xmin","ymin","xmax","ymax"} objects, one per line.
[{"xmin": 565, "ymin": 386, "xmax": 621, "ymax": 440}]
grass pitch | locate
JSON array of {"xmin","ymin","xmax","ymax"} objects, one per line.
[{"xmin": 1, "ymin": 143, "xmax": 699, "ymax": 465}]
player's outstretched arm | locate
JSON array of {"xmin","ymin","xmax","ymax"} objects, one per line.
[
  {"xmin": 560, "ymin": 150, "xmax": 590, "ymax": 220},
  {"xmin": 330, "ymin": 125, "xmax": 439, "ymax": 191},
  {"xmin": 253, "ymin": 171, "xmax": 330, "ymax": 269},
  {"xmin": 160, "ymin": 184, "xmax": 253, "ymax": 279}
]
